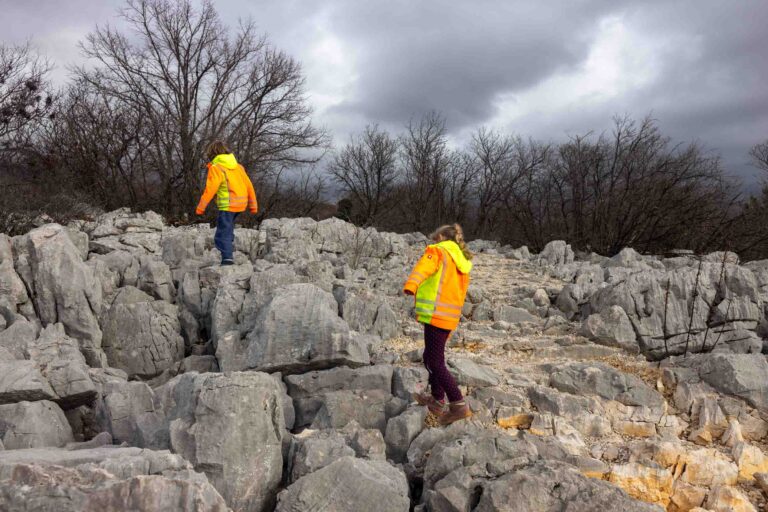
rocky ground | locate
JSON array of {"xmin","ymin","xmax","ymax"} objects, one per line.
[{"xmin": 1, "ymin": 208, "xmax": 768, "ymax": 511}]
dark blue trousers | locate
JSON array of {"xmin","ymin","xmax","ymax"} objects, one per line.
[{"xmin": 214, "ymin": 211, "xmax": 239, "ymax": 262}]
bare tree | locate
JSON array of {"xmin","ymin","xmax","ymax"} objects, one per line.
[
  {"xmin": 751, "ymin": 140, "xmax": 768, "ymax": 173},
  {"xmin": 328, "ymin": 125, "xmax": 399, "ymax": 224},
  {"xmin": 0, "ymin": 43, "xmax": 54, "ymax": 156},
  {"xmin": 72, "ymin": 0, "xmax": 327, "ymax": 214},
  {"xmin": 397, "ymin": 111, "xmax": 451, "ymax": 231},
  {"xmin": 467, "ymin": 128, "xmax": 521, "ymax": 237},
  {"xmin": 257, "ymin": 166, "xmax": 328, "ymax": 221},
  {"xmin": 442, "ymin": 150, "xmax": 476, "ymax": 228}
]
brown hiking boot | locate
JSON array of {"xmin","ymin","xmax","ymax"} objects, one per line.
[
  {"xmin": 439, "ymin": 400, "xmax": 472, "ymax": 426},
  {"xmin": 413, "ymin": 391, "xmax": 447, "ymax": 416}
]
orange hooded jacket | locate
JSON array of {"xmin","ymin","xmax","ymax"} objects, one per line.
[
  {"xmin": 195, "ymin": 153, "xmax": 258, "ymax": 215},
  {"xmin": 403, "ymin": 240, "xmax": 472, "ymax": 331}
]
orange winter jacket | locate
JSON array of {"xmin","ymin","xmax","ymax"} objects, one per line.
[
  {"xmin": 195, "ymin": 153, "xmax": 258, "ymax": 214},
  {"xmin": 404, "ymin": 240, "xmax": 472, "ymax": 331}
]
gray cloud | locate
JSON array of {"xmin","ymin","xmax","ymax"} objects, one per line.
[{"xmin": 6, "ymin": 0, "xmax": 768, "ymax": 186}]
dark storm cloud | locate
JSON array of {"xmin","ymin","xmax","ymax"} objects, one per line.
[
  {"xmin": 318, "ymin": 0, "xmax": 624, "ymax": 129},
  {"xmin": 6, "ymin": 0, "xmax": 768, "ymax": 185}
]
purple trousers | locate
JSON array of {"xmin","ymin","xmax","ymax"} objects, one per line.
[{"xmin": 423, "ymin": 324, "xmax": 463, "ymax": 402}]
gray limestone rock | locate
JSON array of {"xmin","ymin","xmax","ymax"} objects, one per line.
[
  {"xmin": 536, "ymin": 240, "xmax": 575, "ymax": 266},
  {"xmin": 103, "ymin": 380, "xmax": 167, "ymax": 448},
  {"xmin": 579, "ymin": 305, "xmax": 638, "ymax": 351},
  {"xmin": 242, "ymin": 283, "xmax": 370, "ymax": 374},
  {"xmin": 0, "ymin": 360, "xmax": 56, "ymax": 404},
  {"xmin": 285, "ymin": 365, "xmax": 393, "ymax": 427},
  {"xmin": 448, "ymin": 357, "xmax": 501, "ymax": 387},
  {"xmin": 276, "ymin": 456, "xmax": 410, "ymax": 512},
  {"xmin": 392, "ymin": 366, "xmax": 429, "ymax": 401},
  {"xmin": 286, "ymin": 429, "xmax": 356, "ymax": 483},
  {"xmin": 693, "ymin": 353, "xmax": 768, "ymax": 412},
  {"xmin": 493, "ymin": 305, "xmax": 539, "ymax": 324},
  {"xmin": 0, "ymin": 400, "xmax": 74, "ymax": 449},
  {"xmin": 14, "ymin": 224, "xmax": 104, "ymax": 366},
  {"xmin": 27, "ymin": 323, "xmax": 97, "ymax": 409},
  {"xmin": 549, "ymin": 362, "xmax": 665, "ymax": 408},
  {"xmin": 137, "ymin": 255, "xmax": 176, "ymax": 302},
  {"xmin": 385, "ymin": 406, "xmax": 428, "ymax": 462},
  {"xmin": 473, "ymin": 460, "xmax": 662, "ymax": 512},
  {"xmin": 0, "ymin": 443, "xmax": 227, "ymax": 511},
  {"xmin": 101, "ymin": 287, "xmax": 185, "ymax": 379},
  {"xmin": 167, "ymin": 371, "xmax": 285, "ymax": 512}
]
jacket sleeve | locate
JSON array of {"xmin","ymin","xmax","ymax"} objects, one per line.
[
  {"xmin": 403, "ymin": 246, "xmax": 441, "ymax": 294},
  {"xmin": 246, "ymin": 173, "xmax": 258, "ymax": 214},
  {"xmin": 196, "ymin": 165, "xmax": 223, "ymax": 214}
]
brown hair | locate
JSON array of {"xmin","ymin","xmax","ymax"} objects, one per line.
[
  {"xmin": 206, "ymin": 140, "xmax": 231, "ymax": 161},
  {"xmin": 429, "ymin": 223, "xmax": 473, "ymax": 260}
]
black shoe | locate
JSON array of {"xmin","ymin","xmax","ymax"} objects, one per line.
[{"xmin": 221, "ymin": 259, "xmax": 235, "ymax": 266}]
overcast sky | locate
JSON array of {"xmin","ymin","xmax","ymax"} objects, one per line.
[{"xmin": 5, "ymin": 0, "xmax": 768, "ymax": 189}]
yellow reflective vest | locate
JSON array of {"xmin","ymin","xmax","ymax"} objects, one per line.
[
  {"xmin": 196, "ymin": 153, "xmax": 258, "ymax": 214},
  {"xmin": 404, "ymin": 240, "xmax": 472, "ymax": 330}
]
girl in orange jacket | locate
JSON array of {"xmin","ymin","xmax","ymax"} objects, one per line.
[
  {"xmin": 404, "ymin": 223, "xmax": 473, "ymax": 425},
  {"xmin": 195, "ymin": 140, "xmax": 258, "ymax": 265}
]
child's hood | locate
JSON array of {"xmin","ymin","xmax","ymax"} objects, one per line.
[
  {"xmin": 211, "ymin": 153, "xmax": 239, "ymax": 169},
  {"xmin": 434, "ymin": 240, "xmax": 473, "ymax": 274}
]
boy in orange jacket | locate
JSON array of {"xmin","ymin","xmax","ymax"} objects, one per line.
[
  {"xmin": 404, "ymin": 223, "xmax": 473, "ymax": 425},
  {"xmin": 195, "ymin": 141, "xmax": 258, "ymax": 265}
]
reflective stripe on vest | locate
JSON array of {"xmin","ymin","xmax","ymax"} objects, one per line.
[{"xmin": 415, "ymin": 248, "xmax": 451, "ymax": 323}]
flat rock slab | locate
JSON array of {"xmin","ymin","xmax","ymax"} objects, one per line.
[
  {"xmin": 475, "ymin": 460, "xmax": 663, "ymax": 512},
  {"xmin": 549, "ymin": 362, "xmax": 665, "ymax": 408}
]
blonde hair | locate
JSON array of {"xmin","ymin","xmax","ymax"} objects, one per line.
[
  {"xmin": 206, "ymin": 140, "xmax": 231, "ymax": 162},
  {"xmin": 430, "ymin": 223, "xmax": 473, "ymax": 260}
]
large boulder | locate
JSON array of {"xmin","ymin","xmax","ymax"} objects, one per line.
[
  {"xmin": 694, "ymin": 353, "xmax": 768, "ymax": 412},
  {"xmin": 310, "ymin": 389, "xmax": 397, "ymax": 432},
  {"xmin": 276, "ymin": 456, "xmax": 410, "ymax": 512},
  {"xmin": 27, "ymin": 323, "xmax": 97, "ymax": 409},
  {"xmin": 12, "ymin": 224, "xmax": 104, "ymax": 366},
  {"xmin": 103, "ymin": 380, "xmax": 167, "ymax": 448},
  {"xmin": 0, "ymin": 446, "xmax": 228, "ymax": 511},
  {"xmin": 580, "ymin": 305, "xmax": 638, "ymax": 351},
  {"xmin": 101, "ymin": 287, "xmax": 185, "ymax": 379},
  {"xmin": 536, "ymin": 240, "xmax": 575, "ymax": 267},
  {"xmin": 0, "ymin": 360, "xmax": 56, "ymax": 404},
  {"xmin": 285, "ymin": 423, "xmax": 386, "ymax": 483},
  {"xmin": 165, "ymin": 372, "xmax": 285, "ymax": 512},
  {"xmin": 0, "ymin": 400, "xmax": 74, "ymax": 449},
  {"xmin": 284, "ymin": 365, "xmax": 393, "ymax": 427},
  {"xmin": 240, "ymin": 283, "xmax": 370, "ymax": 374},
  {"xmin": 589, "ymin": 262, "xmax": 761, "ymax": 359}
]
